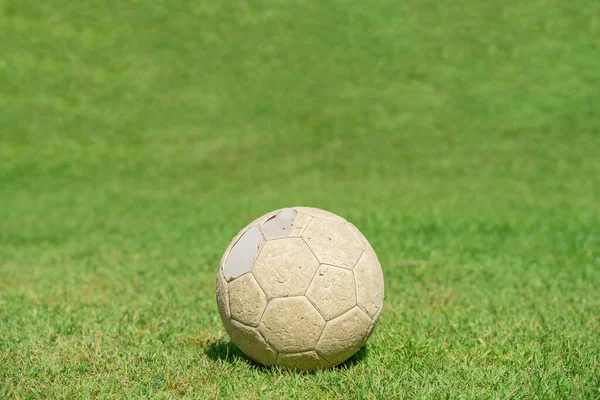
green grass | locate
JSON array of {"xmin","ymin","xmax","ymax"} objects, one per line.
[{"xmin": 1, "ymin": 0, "xmax": 600, "ymax": 398}]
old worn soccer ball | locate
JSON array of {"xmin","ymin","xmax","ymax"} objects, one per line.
[{"xmin": 216, "ymin": 206, "xmax": 384, "ymax": 371}]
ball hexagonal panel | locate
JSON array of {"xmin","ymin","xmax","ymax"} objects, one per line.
[
  {"xmin": 292, "ymin": 206, "xmax": 346, "ymax": 223},
  {"xmin": 363, "ymin": 306, "xmax": 382, "ymax": 342},
  {"xmin": 259, "ymin": 297, "xmax": 326, "ymax": 353},
  {"xmin": 220, "ymin": 212, "xmax": 271, "ymax": 269},
  {"xmin": 229, "ymin": 320, "xmax": 277, "ymax": 366},
  {"xmin": 244, "ymin": 210, "xmax": 283, "ymax": 236},
  {"xmin": 228, "ymin": 273, "xmax": 268, "ymax": 327},
  {"xmin": 215, "ymin": 269, "xmax": 230, "ymax": 331},
  {"xmin": 346, "ymin": 222, "xmax": 375, "ymax": 253},
  {"xmin": 260, "ymin": 208, "xmax": 313, "ymax": 239},
  {"xmin": 222, "ymin": 226, "xmax": 265, "ymax": 282},
  {"xmin": 288, "ymin": 211, "xmax": 313, "ymax": 236},
  {"xmin": 354, "ymin": 250, "xmax": 385, "ymax": 318},
  {"xmin": 277, "ymin": 351, "xmax": 332, "ymax": 371},
  {"xmin": 302, "ymin": 218, "xmax": 364, "ymax": 269},
  {"xmin": 306, "ymin": 264, "xmax": 356, "ymax": 321},
  {"xmin": 315, "ymin": 306, "xmax": 372, "ymax": 366},
  {"xmin": 252, "ymin": 238, "xmax": 319, "ymax": 298}
]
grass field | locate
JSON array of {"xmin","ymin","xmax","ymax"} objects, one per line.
[{"xmin": 1, "ymin": 0, "xmax": 600, "ymax": 398}]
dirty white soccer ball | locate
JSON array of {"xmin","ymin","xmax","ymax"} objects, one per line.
[{"xmin": 216, "ymin": 207, "xmax": 384, "ymax": 371}]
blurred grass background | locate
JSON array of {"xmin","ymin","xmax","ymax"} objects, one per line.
[{"xmin": 1, "ymin": 0, "xmax": 599, "ymax": 398}]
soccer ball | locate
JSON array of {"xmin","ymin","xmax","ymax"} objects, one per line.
[{"xmin": 216, "ymin": 207, "xmax": 384, "ymax": 371}]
